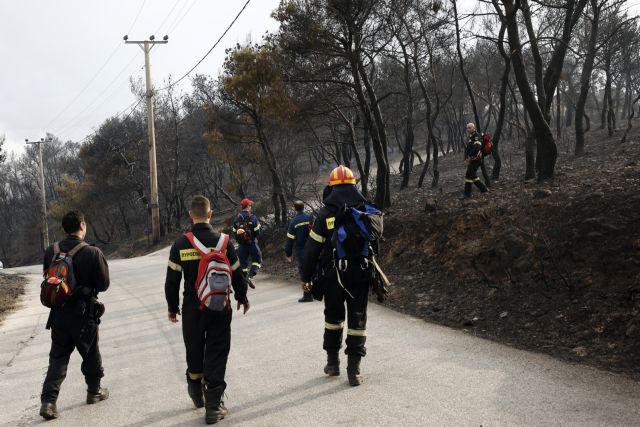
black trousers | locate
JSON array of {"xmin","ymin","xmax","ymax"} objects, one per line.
[
  {"xmin": 41, "ymin": 311, "xmax": 103, "ymax": 403},
  {"xmin": 238, "ymin": 241, "xmax": 262, "ymax": 277},
  {"xmin": 323, "ymin": 271, "xmax": 369, "ymax": 357},
  {"xmin": 182, "ymin": 300, "xmax": 232, "ymax": 389},
  {"xmin": 464, "ymin": 160, "xmax": 489, "ymax": 196}
]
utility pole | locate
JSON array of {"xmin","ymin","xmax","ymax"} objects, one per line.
[
  {"xmin": 124, "ymin": 34, "xmax": 168, "ymax": 245},
  {"xmin": 25, "ymin": 137, "xmax": 52, "ymax": 251}
]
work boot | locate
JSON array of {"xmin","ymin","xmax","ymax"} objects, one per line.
[
  {"xmin": 187, "ymin": 377, "xmax": 204, "ymax": 408},
  {"xmin": 347, "ymin": 355, "xmax": 363, "ymax": 386},
  {"xmin": 39, "ymin": 402, "xmax": 58, "ymax": 420},
  {"xmin": 204, "ymin": 385, "xmax": 228, "ymax": 425},
  {"xmin": 324, "ymin": 352, "xmax": 340, "ymax": 376},
  {"xmin": 86, "ymin": 386, "xmax": 109, "ymax": 404},
  {"xmin": 298, "ymin": 293, "xmax": 313, "ymax": 303},
  {"xmin": 247, "ymin": 278, "xmax": 255, "ymax": 289}
]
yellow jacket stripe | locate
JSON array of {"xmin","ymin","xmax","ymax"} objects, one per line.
[
  {"xmin": 287, "ymin": 232, "xmax": 295, "ymax": 239},
  {"xmin": 168, "ymin": 260, "xmax": 182, "ymax": 272},
  {"xmin": 325, "ymin": 321, "xmax": 344, "ymax": 330},
  {"xmin": 230, "ymin": 260, "xmax": 240, "ymax": 271},
  {"xmin": 309, "ymin": 230, "xmax": 325, "ymax": 243},
  {"xmin": 294, "ymin": 221, "xmax": 310, "ymax": 228}
]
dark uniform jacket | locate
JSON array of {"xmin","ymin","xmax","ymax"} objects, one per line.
[
  {"xmin": 465, "ymin": 131, "xmax": 483, "ymax": 160},
  {"xmin": 232, "ymin": 211, "xmax": 261, "ymax": 244},
  {"xmin": 165, "ymin": 223, "xmax": 248, "ymax": 314},
  {"xmin": 301, "ymin": 185, "xmax": 367, "ymax": 282},
  {"xmin": 43, "ymin": 236, "xmax": 110, "ymax": 325},
  {"xmin": 284, "ymin": 212, "xmax": 313, "ymax": 257}
]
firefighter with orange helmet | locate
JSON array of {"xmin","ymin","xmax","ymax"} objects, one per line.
[{"xmin": 300, "ymin": 165, "xmax": 375, "ymax": 387}]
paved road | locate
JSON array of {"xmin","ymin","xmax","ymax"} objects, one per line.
[{"xmin": 1, "ymin": 248, "xmax": 640, "ymax": 426}]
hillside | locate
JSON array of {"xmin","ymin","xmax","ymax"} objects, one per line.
[{"xmin": 263, "ymin": 123, "xmax": 640, "ymax": 377}]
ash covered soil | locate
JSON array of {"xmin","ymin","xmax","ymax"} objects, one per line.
[{"xmin": 0, "ymin": 273, "xmax": 27, "ymax": 325}]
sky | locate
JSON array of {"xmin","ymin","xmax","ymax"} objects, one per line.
[
  {"xmin": 6, "ymin": 0, "xmax": 632, "ymax": 156},
  {"xmin": 0, "ymin": 0, "xmax": 282, "ymax": 154}
]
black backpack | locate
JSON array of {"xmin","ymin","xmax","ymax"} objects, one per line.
[{"xmin": 234, "ymin": 212, "xmax": 253, "ymax": 243}]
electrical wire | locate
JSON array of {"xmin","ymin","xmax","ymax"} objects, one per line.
[
  {"xmin": 46, "ymin": 0, "xmax": 147, "ymax": 132},
  {"xmin": 53, "ymin": 54, "xmax": 142, "ymax": 136},
  {"xmin": 161, "ymin": 0, "xmax": 251, "ymax": 91},
  {"xmin": 63, "ymin": 0, "xmax": 252, "ymax": 145}
]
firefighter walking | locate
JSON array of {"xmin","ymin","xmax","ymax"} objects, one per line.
[
  {"xmin": 284, "ymin": 200, "xmax": 313, "ymax": 302},
  {"xmin": 232, "ymin": 198, "xmax": 262, "ymax": 288},
  {"xmin": 301, "ymin": 166, "xmax": 380, "ymax": 386},
  {"xmin": 462, "ymin": 122, "xmax": 489, "ymax": 198},
  {"xmin": 165, "ymin": 196, "xmax": 249, "ymax": 425}
]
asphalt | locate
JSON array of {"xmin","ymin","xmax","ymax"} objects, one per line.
[{"xmin": 1, "ymin": 248, "xmax": 640, "ymax": 426}]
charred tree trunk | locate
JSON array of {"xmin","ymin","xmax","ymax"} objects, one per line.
[
  {"xmin": 498, "ymin": 0, "xmax": 558, "ymax": 180},
  {"xmin": 575, "ymin": 0, "xmax": 600, "ymax": 156},
  {"xmin": 452, "ymin": 0, "xmax": 480, "ymax": 128}
]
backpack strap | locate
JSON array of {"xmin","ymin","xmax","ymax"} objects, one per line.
[
  {"xmin": 214, "ymin": 233, "xmax": 230, "ymax": 253},
  {"xmin": 185, "ymin": 232, "xmax": 210, "ymax": 255},
  {"xmin": 67, "ymin": 241, "xmax": 89, "ymax": 257}
]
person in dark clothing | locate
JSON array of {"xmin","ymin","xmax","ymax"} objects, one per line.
[
  {"xmin": 284, "ymin": 200, "xmax": 313, "ymax": 302},
  {"xmin": 300, "ymin": 166, "xmax": 372, "ymax": 387},
  {"xmin": 463, "ymin": 123, "xmax": 489, "ymax": 198},
  {"xmin": 232, "ymin": 198, "xmax": 262, "ymax": 288},
  {"xmin": 39, "ymin": 210, "xmax": 110, "ymax": 420},
  {"xmin": 165, "ymin": 195, "xmax": 249, "ymax": 425}
]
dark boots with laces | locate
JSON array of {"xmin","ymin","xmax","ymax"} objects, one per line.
[
  {"xmin": 187, "ymin": 374, "xmax": 205, "ymax": 408},
  {"xmin": 86, "ymin": 379, "xmax": 109, "ymax": 405},
  {"xmin": 204, "ymin": 385, "xmax": 228, "ymax": 424},
  {"xmin": 324, "ymin": 352, "xmax": 340, "ymax": 376},
  {"xmin": 39, "ymin": 402, "xmax": 58, "ymax": 420},
  {"xmin": 347, "ymin": 355, "xmax": 363, "ymax": 386}
]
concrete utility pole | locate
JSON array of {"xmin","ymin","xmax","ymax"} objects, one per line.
[
  {"xmin": 124, "ymin": 34, "xmax": 168, "ymax": 245},
  {"xmin": 25, "ymin": 137, "xmax": 52, "ymax": 251}
]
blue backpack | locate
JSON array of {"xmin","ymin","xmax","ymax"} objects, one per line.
[
  {"xmin": 330, "ymin": 203, "xmax": 384, "ymax": 296},
  {"xmin": 332, "ymin": 203, "xmax": 383, "ymax": 260}
]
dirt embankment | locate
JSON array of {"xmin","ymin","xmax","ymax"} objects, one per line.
[
  {"xmin": 0, "ymin": 273, "xmax": 27, "ymax": 325},
  {"xmin": 380, "ymin": 126, "xmax": 640, "ymax": 377},
  {"xmin": 263, "ymin": 123, "xmax": 640, "ymax": 378}
]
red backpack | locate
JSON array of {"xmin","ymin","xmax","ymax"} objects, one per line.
[
  {"xmin": 40, "ymin": 241, "xmax": 88, "ymax": 308},
  {"xmin": 184, "ymin": 232, "xmax": 232, "ymax": 312},
  {"xmin": 482, "ymin": 132, "xmax": 493, "ymax": 156}
]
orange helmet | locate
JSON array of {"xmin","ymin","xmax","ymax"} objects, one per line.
[{"xmin": 329, "ymin": 165, "xmax": 356, "ymax": 186}]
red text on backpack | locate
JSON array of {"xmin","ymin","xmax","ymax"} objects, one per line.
[
  {"xmin": 482, "ymin": 132, "xmax": 493, "ymax": 156},
  {"xmin": 184, "ymin": 232, "xmax": 232, "ymax": 312},
  {"xmin": 40, "ymin": 242, "xmax": 88, "ymax": 308}
]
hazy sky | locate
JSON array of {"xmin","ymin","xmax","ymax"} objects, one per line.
[{"xmin": 0, "ymin": 0, "xmax": 282, "ymax": 154}]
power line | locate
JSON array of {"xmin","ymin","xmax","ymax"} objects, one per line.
[
  {"xmin": 46, "ymin": 0, "xmax": 147, "ymax": 131},
  {"xmin": 127, "ymin": 0, "xmax": 148, "ymax": 34},
  {"xmin": 154, "ymin": 0, "xmax": 181, "ymax": 35},
  {"xmin": 166, "ymin": 0, "xmax": 199, "ymax": 35},
  {"xmin": 162, "ymin": 0, "xmax": 251, "ymax": 90},
  {"xmin": 53, "ymin": 53, "xmax": 142, "ymax": 136},
  {"xmin": 44, "ymin": 43, "xmax": 122, "ymax": 129},
  {"xmin": 63, "ymin": 0, "xmax": 252, "ymax": 147}
]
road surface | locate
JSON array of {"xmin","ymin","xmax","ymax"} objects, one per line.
[{"xmin": 1, "ymin": 248, "xmax": 639, "ymax": 426}]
